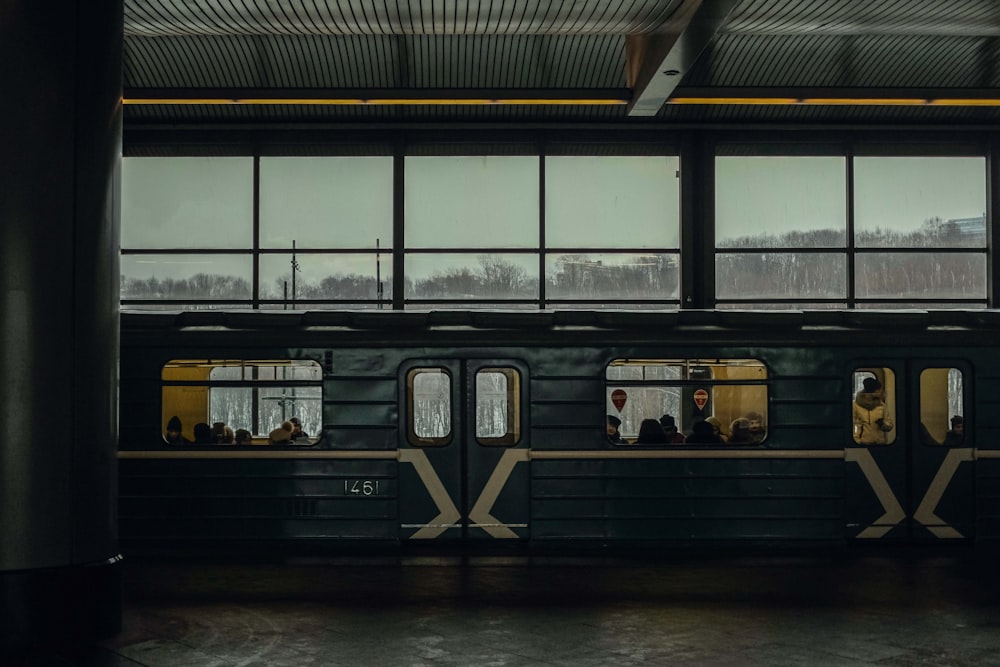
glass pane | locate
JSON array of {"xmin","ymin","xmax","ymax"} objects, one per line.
[
  {"xmin": 405, "ymin": 156, "xmax": 539, "ymax": 248},
  {"xmin": 162, "ymin": 360, "xmax": 322, "ymax": 442},
  {"xmin": 122, "ymin": 157, "xmax": 253, "ymax": 249},
  {"xmin": 259, "ymin": 157, "xmax": 393, "ymax": 249},
  {"xmin": 258, "ymin": 386, "xmax": 321, "ymax": 436},
  {"xmin": 546, "ymin": 253, "xmax": 679, "ymax": 299},
  {"xmin": 260, "ymin": 253, "xmax": 391, "ymax": 301},
  {"xmin": 717, "ymin": 302, "xmax": 845, "ymax": 309},
  {"xmin": 606, "ymin": 359, "xmax": 767, "ymax": 445},
  {"xmin": 715, "ymin": 253, "xmax": 845, "ymax": 300},
  {"xmin": 852, "ymin": 368, "xmax": 896, "ymax": 445},
  {"xmin": 404, "ymin": 302, "xmax": 540, "ymax": 310},
  {"xmin": 405, "ymin": 254, "xmax": 538, "ymax": 299},
  {"xmin": 854, "ymin": 157, "xmax": 987, "ymax": 248},
  {"xmin": 716, "ymin": 157, "xmax": 846, "ymax": 248},
  {"xmin": 919, "ymin": 368, "xmax": 964, "ymax": 447},
  {"xmin": 855, "ymin": 253, "xmax": 986, "ymax": 299},
  {"xmin": 121, "ymin": 255, "xmax": 252, "ymax": 300},
  {"xmin": 857, "ymin": 302, "xmax": 985, "ymax": 309},
  {"xmin": 476, "ymin": 371, "xmax": 508, "ymax": 438},
  {"xmin": 122, "ymin": 303, "xmax": 254, "ymax": 311},
  {"xmin": 606, "ymin": 386, "xmax": 681, "ymax": 441},
  {"xmin": 545, "ymin": 156, "xmax": 679, "ymax": 248},
  {"xmin": 411, "ymin": 370, "xmax": 451, "ymax": 440}
]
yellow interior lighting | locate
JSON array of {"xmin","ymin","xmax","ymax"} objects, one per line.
[
  {"xmin": 121, "ymin": 94, "xmax": 1000, "ymax": 108},
  {"xmin": 665, "ymin": 97, "xmax": 801, "ymax": 105},
  {"xmin": 667, "ymin": 96, "xmax": 1000, "ymax": 107},
  {"xmin": 122, "ymin": 96, "xmax": 629, "ymax": 106}
]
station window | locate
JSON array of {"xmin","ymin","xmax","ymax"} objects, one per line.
[
  {"xmin": 605, "ymin": 359, "xmax": 768, "ymax": 445},
  {"xmin": 919, "ymin": 368, "xmax": 965, "ymax": 446},
  {"xmin": 161, "ymin": 359, "xmax": 322, "ymax": 444},
  {"xmin": 851, "ymin": 368, "xmax": 897, "ymax": 445},
  {"xmin": 407, "ymin": 368, "xmax": 452, "ymax": 446},
  {"xmin": 475, "ymin": 368, "xmax": 521, "ymax": 446}
]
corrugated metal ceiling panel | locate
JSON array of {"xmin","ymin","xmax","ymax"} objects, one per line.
[
  {"xmin": 683, "ymin": 33, "xmax": 998, "ymax": 88},
  {"xmin": 725, "ymin": 0, "xmax": 1000, "ymax": 36},
  {"xmin": 125, "ymin": 34, "xmax": 626, "ymax": 89},
  {"xmin": 121, "ymin": 1, "xmax": 1000, "ymax": 128},
  {"xmin": 125, "ymin": 0, "xmax": 682, "ymax": 36}
]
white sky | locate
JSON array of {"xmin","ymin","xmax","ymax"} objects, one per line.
[
  {"xmin": 716, "ymin": 156, "xmax": 986, "ymax": 241},
  {"xmin": 123, "ymin": 154, "xmax": 988, "ymax": 281}
]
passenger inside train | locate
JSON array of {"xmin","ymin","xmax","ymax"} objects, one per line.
[
  {"xmin": 163, "ymin": 415, "xmax": 190, "ymax": 445},
  {"xmin": 635, "ymin": 419, "xmax": 669, "ymax": 444},
  {"xmin": 728, "ymin": 418, "xmax": 754, "ymax": 445},
  {"xmin": 944, "ymin": 416, "xmax": 964, "ymax": 446},
  {"xmin": 607, "ymin": 415, "xmax": 626, "ymax": 444},
  {"xmin": 685, "ymin": 419, "xmax": 724, "ymax": 444},
  {"xmin": 268, "ymin": 421, "xmax": 294, "ymax": 444},
  {"xmin": 853, "ymin": 377, "xmax": 894, "ymax": 445}
]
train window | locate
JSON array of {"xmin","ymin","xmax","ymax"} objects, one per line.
[
  {"xmin": 407, "ymin": 368, "xmax": 452, "ymax": 446},
  {"xmin": 919, "ymin": 368, "xmax": 965, "ymax": 446},
  {"xmin": 851, "ymin": 368, "xmax": 897, "ymax": 446},
  {"xmin": 605, "ymin": 359, "xmax": 768, "ymax": 445},
  {"xmin": 161, "ymin": 359, "xmax": 322, "ymax": 444},
  {"xmin": 475, "ymin": 368, "xmax": 521, "ymax": 446}
]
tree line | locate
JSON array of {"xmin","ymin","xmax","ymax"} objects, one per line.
[{"xmin": 122, "ymin": 217, "xmax": 985, "ymax": 303}]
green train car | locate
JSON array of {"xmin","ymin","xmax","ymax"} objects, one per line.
[{"xmin": 118, "ymin": 309, "xmax": 1000, "ymax": 550}]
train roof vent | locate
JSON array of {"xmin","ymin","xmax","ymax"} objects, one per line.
[
  {"xmin": 120, "ymin": 311, "xmax": 183, "ymax": 328},
  {"xmin": 716, "ymin": 310, "xmax": 804, "ymax": 329},
  {"xmin": 551, "ymin": 311, "xmax": 601, "ymax": 327},
  {"xmin": 176, "ymin": 311, "xmax": 229, "ymax": 327},
  {"xmin": 226, "ymin": 312, "xmax": 303, "ymax": 328},
  {"xmin": 843, "ymin": 310, "xmax": 930, "ymax": 330},
  {"xmin": 596, "ymin": 311, "xmax": 679, "ymax": 329},
  {"xmin": 962, "ymin": 310, "xmax": 1000, "ymax": 328},
  {"xmin": 349, "ymin": 311, "xmax": 428, "ymax": 329},
  {"xmin": 471, "ymin": 311, "xmax": 554, "ymax": 328},
  {"xmin": 301, "ymin": 311, "xmax": 353, "ymax": 327},
  {"xmin": 675, "ymin": 310, "xmax": 718, "ymax": 327}
]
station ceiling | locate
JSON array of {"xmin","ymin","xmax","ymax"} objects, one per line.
[{"xmin": 123, "ymin": 0, "xmax": 1000, "ymax": 127}]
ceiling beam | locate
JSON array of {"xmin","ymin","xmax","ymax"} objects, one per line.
[
  {"xmin": 122, "ymin": 88, "xmax": 631, "ymax": 106},
  {"xmin": 667, "ymin": 86, "xmax": 1000, "ymax": 106},
  {"xmin": 626, "ymin": 0, "xmax": 740, "ymax": 117}
]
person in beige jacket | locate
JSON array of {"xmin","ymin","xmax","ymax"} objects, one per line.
[{"xmin": 853, "ymin": 377, "xmax": 893, "ymax": 444}]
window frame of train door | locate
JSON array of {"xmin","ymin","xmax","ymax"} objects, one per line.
[
  {"xmin": 845, "ymin": 360, "xmax": 975, "ymax": 543},
  {"xmin": 397, "ymin": 358, "xmax": 530, "ymax": 543},
  {"xmin": 907, "ymin": 359, "xmax": 974, "ymax": 541}
]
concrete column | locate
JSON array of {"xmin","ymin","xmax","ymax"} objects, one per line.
[{"xmin": 0, "ymin": 0, "xmax": 122, "ymax": 649}]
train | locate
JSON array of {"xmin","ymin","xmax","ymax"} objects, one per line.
[{"xmin": 117, "ymin": 309, "xmax": 1000, "ymax": 551}]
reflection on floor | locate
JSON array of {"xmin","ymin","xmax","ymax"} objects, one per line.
[{"xmin": 16, "ymin": 548, "xmax": 1000, "ymax": 666}]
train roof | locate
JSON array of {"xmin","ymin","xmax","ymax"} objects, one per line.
[{"xmin": 120, "ymin": 309, "xmax": 1000, "ymax": 334}]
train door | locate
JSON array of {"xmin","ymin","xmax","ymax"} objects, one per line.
[
  {"xmin": 909, "ymin": 363, "xmax": 974, "ymax": 539},
  {"xmin": 398, "ymin": 359, "xmax": 530, "ymax": 542},
  {"xmin": 846, "ymin": 363, "xmax": 974, "ymax": 541}
]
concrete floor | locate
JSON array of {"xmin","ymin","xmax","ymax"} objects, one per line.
[{"xmin": 16, "ymin": 547, "xmax": 1000, "ymax": 666}]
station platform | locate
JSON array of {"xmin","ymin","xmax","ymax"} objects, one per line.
[{"xmin": 13, "ymin": 546, "xmax": 1000, "ymax": 666}]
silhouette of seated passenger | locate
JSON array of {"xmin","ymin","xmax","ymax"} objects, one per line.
[
  {"xmin": 163, "ymin": 415, "xmax": 190, "ymax": 445},
  {"xmin": 607, "ymin": 415, "xmax": 627, "ymax": 444},
  {"xmin": 192, "ymin": 422, "xmax": 213, "ymax": 444},
  {"xmin": 659, "ymin": 414, "xmax": 686, "ymax": 444},
  {"xmin": 635, "ymin": 418, "xmax": 669, "ymax": 444},
  {"xmin": 728, "ymin": 418, "xmax": 755, "ymax": 445},
  {"xmin": 211, "ymin": 421, "xmax": 234, "ymax": 444},
  {"xmin": 289, "ymin": 416, "xmax": 309, "ymax": 441},
  {"xmin": 686, "ymin": 419, "xmax": 724, "ymax": 444},
  {"xmin": 268, "ymin": 420, "xmax": 294, "ymax": 444},
  {"xmin": 943, "ymin": 416, "xmax": 964, "ymax": 446}
]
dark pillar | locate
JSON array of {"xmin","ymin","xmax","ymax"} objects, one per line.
[
  {"xmin": 0, "ymin": 0, "xmax": 123, "ymax": 650},
  {"xmin": 680, "ymin": 131, "xmax": 715, "ymax": 309}
]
